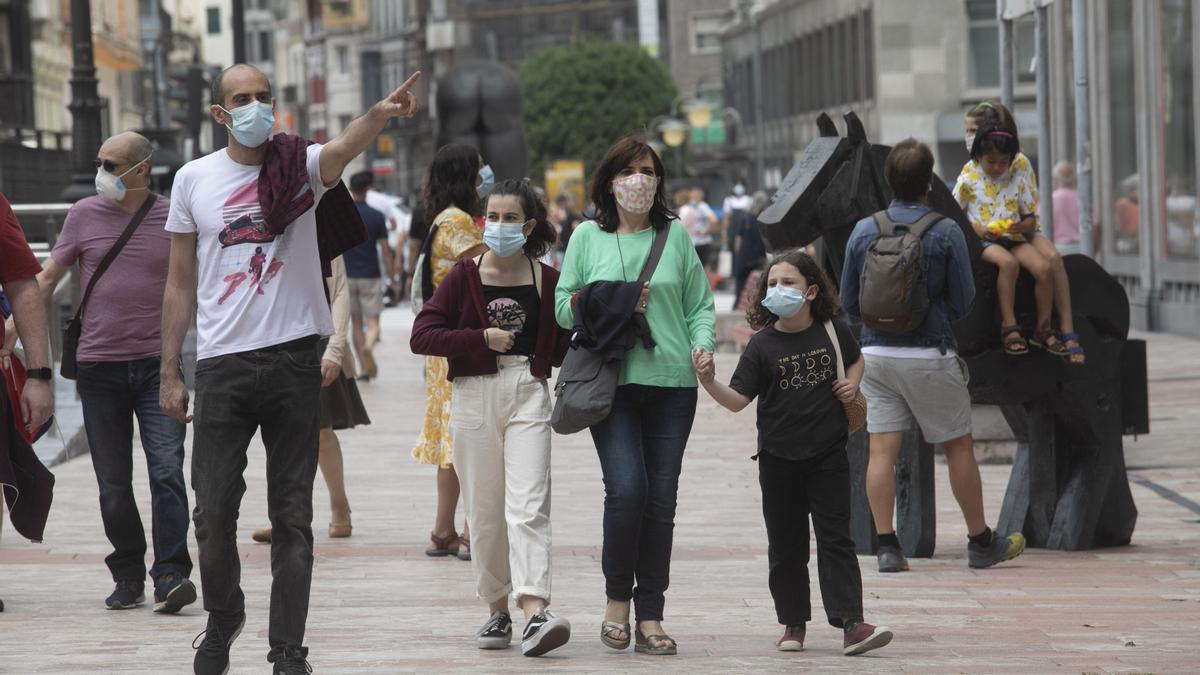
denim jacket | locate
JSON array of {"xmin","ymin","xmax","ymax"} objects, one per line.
[{"xmin": 840, "ymin": 200, "xmax": 975, "ymax": 353}]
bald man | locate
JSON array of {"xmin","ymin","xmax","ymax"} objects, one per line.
[
  {"xmin": 32, "ymin": 131, "xmax": 196, "ymax": 614},
  {"xmin": 159, "ymin": 63, "xmax": 420, "ymax": 674}
]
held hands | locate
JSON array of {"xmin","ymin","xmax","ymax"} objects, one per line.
[
  {"xmin": 321, "ymin": 359, "xmax": 340, "ymax": 388},
  {"xmin": 159, "ymin": 372, "xmax": 191, "ymax": 424},
  {"xmin": 691, "ymin": 348, "xmax": 715, "ymax": 384},
  {"xmin": 485, "ymin": 327, "xmax": 515, "ymax": 353},
  {"xmin": 832, "ymin": 378, "xmax": 859, "ymax": 402},
  {"xmin": 374, "ymin": 72, "xmax": 421, "ymax": 119},
  {"xmin": 634, "ymin": 282, "xmax": 650, "ymax": 314}
]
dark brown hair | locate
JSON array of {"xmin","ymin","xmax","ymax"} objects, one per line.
[
  {"xmin": 485, "ymin": 179, "xmax": 557, "ymax": 259},
  {"xmin": 588, "ymin": 134, "xmax": 677, "ymax": 232},
  {"xmin": 971, "ymin": 122, "xmax": 1021, "ymax": 163},
  {"xmin": 422, "ymin": 143, "xmax": 482, "ymax": 230},
  {"xmin": 884, "ymin": 138, "xmax": 935, "ymax": 202},
  {"xmin": 966, "ymin": 99, "xmax": 1018, "ymax": 132},
  {"xmin": 745, "ymin": 249, "xmax": 841, "ymax": 329}
]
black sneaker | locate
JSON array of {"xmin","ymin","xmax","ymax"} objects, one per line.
[
  {"xmin": 192, "ymin": 613, "xmax": 245, "ymax": 675},
  {"xmin": 271, "ymin": 649, "xmax": 312, "ymax": 674},
  {"xmin": 876, "ymin": 545, "xmax": 910, "ymax": 573},
  {"xmin": 105, "ymin": 580, "xmax": 145, "ymax": 610},
  {"xmin": 476, "ymin": 611, "xmax": 513, "ymax": 650},
  {"xmin": 154, "ymin": 574, "xmax": 197, "ymax": 614},
  {"xmin": 521, "ymin": 608, "xmax": 571, "ymax": 657},
  {"xmin": 968, "ymin": 532, "xmax": 1026, "ymax": 569}
]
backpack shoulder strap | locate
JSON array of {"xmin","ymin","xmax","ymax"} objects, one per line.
[
  {"xmin": 907, "ymin": 211, "xmax": 944, "ymax": 239},
  {"xmin": 872, "ymin": 210, "xmax": 897, "ymax": 236}
]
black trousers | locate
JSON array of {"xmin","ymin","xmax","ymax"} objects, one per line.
[{"xmin": 758, "ymin": 447, "xmax": 863, "ymax": 628}]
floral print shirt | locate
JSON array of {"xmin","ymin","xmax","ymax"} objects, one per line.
[{"xmin": 953, "ymin": 152, "xmax": 1039, "ymax": 243}]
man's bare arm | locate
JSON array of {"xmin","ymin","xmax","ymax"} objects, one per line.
[
  {"xmin": 160, "ymin": 233, "xmax": 197, "ymax": 372},
  {"xmin": 35, "ymin": 259, "xmax": 70, "ymax": 305},
  {"xmin": 8, "ymin": 277, "xmax": 49, "ymax": 369},
  {"xmin": 320, "ymin": 72, "xmax": 421, "ymax": 187}
]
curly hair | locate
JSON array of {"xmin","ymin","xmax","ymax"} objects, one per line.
[
  {"xmin": 745, "ymin": 249, "xmax": 841, "ymax": 329},
  {"xmin": 485, "ymin": 178, "xmax": 557, "ymax": 259},
  {"xmin": 422, "ymin": 143, "xmax": 482, "ymax": 230}
]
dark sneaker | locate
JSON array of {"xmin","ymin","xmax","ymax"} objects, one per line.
[
  {"xmin": 521, "ymin": 608, "xmax": 571, "ymax": 657},
  {"xmin": 154, "ymin": 574, "xmax": 197, "ymax": 614},
  {"xmin": 105, "ymin": 580, "xmax": 145, "ymax": 610},
  {"xmin": 877, "ymin": 545, "xmax": 909, "ymax": 573},
  {"xmin": 969, "ymin": 532, "xmax": 1026, "ymax": 569},
  {"xmin": 776, "ymin": 625, "xmax": 805, "ymax": 652},
  {"xmin": 192, "ymin": 613, "xmax": 246, "ymax": 675},
  {"xmin": 477, "ymin": 611, "xmax": 513, "ymax": 650},
  {"xmin": 843, "ymin": 622, "xmax": 894, "ymax": 656},
  {"xmin": 272, "ymin": 649, "xmax": 312, "ymax": 674}
]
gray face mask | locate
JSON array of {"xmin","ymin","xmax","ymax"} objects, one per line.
[{"xmin": 965, "ymin": 134, "xmax": 976, "ymax": 152}]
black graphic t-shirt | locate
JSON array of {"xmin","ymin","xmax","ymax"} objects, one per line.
[
  {"xmin": 729, "ymin": 317, "xmax": 862, "ymax": 460},
  {"xmin": 483, "ymin": 284, "xmax": 540, "ymax": 357}
]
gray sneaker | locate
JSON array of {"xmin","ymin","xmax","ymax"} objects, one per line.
[
  {"xmin": 968, "ymin": 532, "xmax": 1026, "ymax": 569},
  {"xmin": 876, "ymin": 545, "xmax": 909, "ymax": 573}
]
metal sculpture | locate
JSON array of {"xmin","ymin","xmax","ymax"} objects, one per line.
[
  {"xmin": 435, "ymin": 60, "xmax": 528, "ymax": 182},
  {"xmin": 758, "ymin": 112, "xmax": 1147, "ymax": 554}
]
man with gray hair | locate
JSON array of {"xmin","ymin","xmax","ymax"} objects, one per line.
[
  {"xmin": 1051, "ymin": 161, "xmax": 1081, "ymax": 255},
  {"xmin": 16, "ymin": 131, "xmax": 194, "ymax": 614}
]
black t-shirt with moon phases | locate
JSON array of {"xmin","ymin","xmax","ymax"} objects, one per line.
[
  {"xmin": 483, "ymin": 284, "xmax": 540, "ymax": 357},
  {"xmin": 729, "ymin": 317, "xmax": 861, "ymax": 460}
]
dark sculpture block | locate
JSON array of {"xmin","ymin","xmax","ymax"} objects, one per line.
[
  {"xmin": 762, "ymin": 112, "xmax": 1144, "ymax": 555},
  {"xmin": 435, "ymin": 60, "xmax": 529, "ymax": 182}
]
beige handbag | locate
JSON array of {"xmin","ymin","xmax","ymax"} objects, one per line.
[{"xmin": 824, "ymin": 320, "xmax": 868, "ymax": 436}]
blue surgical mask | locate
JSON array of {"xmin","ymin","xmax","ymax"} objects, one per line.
[
  {"xmin": 761, "ymin": 284, "xmax": 808, "ymax": 318},
  {"xmin": 219, "ymin": 100, "xmax": 275, "ymax": 148},
  {"xmin": 733, "ymin": 184, "xmax": 746, "ymax": 197},
  {"xmin": 477, "ymin": 164, "xmax": 495, "ymax": 198},
  {"xmin": 483, "ymin": 219, "xmax": 528, "ymax": 257}
]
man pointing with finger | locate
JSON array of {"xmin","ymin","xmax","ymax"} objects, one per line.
[{"xmin": 160, "ymin": 64, "xmax": 421, "ymax": 675}]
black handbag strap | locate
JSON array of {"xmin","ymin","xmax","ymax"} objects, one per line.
[
  {"xmin": 636, "ymin": 225, "xmax": 670, "ymax": 285},
  {"xmin": 73, "ymin": 193, "xmax": 158, "ymax": 322}
]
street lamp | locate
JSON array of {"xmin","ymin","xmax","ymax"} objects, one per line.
[
  {"xmin": 681, "ymin": 98, "xmax": 713, "ymax": 129},
  {"xmin": 60, "ymin": 0, "xmax": 104, "ymax": 202},
  {"xmin": 658, "ymin": 118, "xmax": 689, "ymax": 148}
]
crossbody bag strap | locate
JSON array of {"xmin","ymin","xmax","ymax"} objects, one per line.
[
  {"xmin": 636, "ymin": 225, "xmax": 671, "ymax": 285},
  {"xmin": 74, "ymin": 193, "xmax": 158, "ymax": 323},
  {"xmin": 823, "ymin": 319, "xmax": 846, "ymax": 379}
]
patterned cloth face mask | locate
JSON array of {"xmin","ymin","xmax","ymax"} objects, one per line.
[{"xmin": 612, "ymin": 173, "xmax": 658, "ymax": 214}]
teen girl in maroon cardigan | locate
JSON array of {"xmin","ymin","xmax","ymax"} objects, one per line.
[{"xmin": 410, "ymin": 179, "xmax": 571, "ymax": 658}]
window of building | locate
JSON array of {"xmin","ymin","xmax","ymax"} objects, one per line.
[
  {"xmin": 207, "ymin": 6, "xmax": 220, "ymax": 35},
  {"xmin": 257, "ymin": 30, "xmax": 273, "ymax": 62},
  {"xmin": 690, "ymin": 11, "xmax": 725, "ymax": 54},
  {"xmin": 1106, "ymin": 0, "xmax": 1139, "ymax": 255},
  {"xmin": 1162, "ymin": 0, "xmax": 1196, "ymax": 259},
  {"xmin": 339, "ymin": 114, "xmax": 353, "ymax": 133},
  {"xmin": 966, "ymin": 0, "xmax": 1036, "ymax": 90},
  {"xmin": 336, "ymin": 45, "xmax": 350, "ymax": 75},
  {"xmin": 0, "ymin": 14, "xmax": 10, "ymax": 73}
]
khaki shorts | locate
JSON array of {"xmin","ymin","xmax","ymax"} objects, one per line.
[
  {"xmin": 348, "ymin": 277, "xmax": 384, "ymax": 317},
  {"xmin": 860, "ymin": 354, "xmax": 972, "ymax": 444}
]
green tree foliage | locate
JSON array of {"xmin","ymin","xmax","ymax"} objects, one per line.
[{"xmin": 519, "ymin": 40, "xmax": 679, "ymax": 182}]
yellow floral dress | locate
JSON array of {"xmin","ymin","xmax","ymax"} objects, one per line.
[
  {"xmin": 411, "ymin": 207, "xmax": 483, "ymax": 467},
  {"xmin": 953, "ymin": 152, "xmax": 1039, "ymax": 245}
]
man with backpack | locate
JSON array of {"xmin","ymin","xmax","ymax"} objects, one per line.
[{"xmin": 840, "ymin": 139, "xmax": 1025, "ymax": 574}]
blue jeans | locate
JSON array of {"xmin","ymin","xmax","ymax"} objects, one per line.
[
  {"xmin": 76, "ymin": 357, "xmax": 191, "ymax": 584},
  {"xmin": 589, "ymin": 384, "xmax": 697, "ymax": 622}
]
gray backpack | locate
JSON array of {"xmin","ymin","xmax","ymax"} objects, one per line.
[
  {"xmin": 858, "ymin": 210, "xmax": 942, "ymax": 334},
  {"xmin": 550, "ymin": 226, "xmax": 669, "ymax": 435}
]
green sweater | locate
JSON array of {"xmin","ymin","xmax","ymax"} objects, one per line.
[{"xmin": 555, "ymin": 220, "xmax": 716, "ymax": 388}]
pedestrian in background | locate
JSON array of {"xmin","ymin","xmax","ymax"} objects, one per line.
[
  {"xmin": 693, "ymin": 249, "xmax": 894, "ymax": 657},
  {"xmin": 411, "ymin": 143, "xmax": 488, "ymax": 561},
  {"xmin": 411, "ymin": 178, "xmax": 572, "ymax": 657},
  {"xmin": 253, "ymin": 256, "xmax": 369, "ymax": 544},
  {"xmin": 555, "ymin": 135, "xmax": 716, "ymax": 657},
  {"xmin": 681, "ymin": 188, "xmax": 718, "ymax": 271},
  {"xmin": 25, "ymin": 132, "xmax": 195, "ymax": 614},
  {"xmin": 346, "ymin": 171, "xmax": 394, "ymax": 381},
  {"xmin": 730, "ymin": 190, "xmax": 769, "ymax": 310},
  {"xmin": 1051, "ymin": 161, "xmax": 1081, "ymax": 256}
]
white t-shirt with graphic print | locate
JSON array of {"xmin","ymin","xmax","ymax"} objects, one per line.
[{"xmin": 166, "ymin": 144, "xmax": 334, "ymax": 359}]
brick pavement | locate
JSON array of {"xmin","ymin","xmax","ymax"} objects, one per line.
[{"xmin": 1, "ymin": 310, "xmax": 1198, "ymax": 673}]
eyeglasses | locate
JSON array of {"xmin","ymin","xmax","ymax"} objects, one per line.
[{"xmin": 93, "ymin": 158, "xmax": 125, "ymax": 173}]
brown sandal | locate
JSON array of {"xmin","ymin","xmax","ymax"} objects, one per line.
[
  {"xmin": 1000, "ymin": 324, "xmax": 1028, "ymax": 356},
  {"xmin": 1030, "ymin": 323, "xmax": 1070, "ymax": 358},
  {"xmin": 456, "ymin": 534, "xmax": 472, "ymax": 561},
  {"xmin": 634, "ymin": 628, "xmax": 677, "ymax": 655},
  {"xmin": 424, "ymin": 530, "xmax": 459, "ymax": 557}
]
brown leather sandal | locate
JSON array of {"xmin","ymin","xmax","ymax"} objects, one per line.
[
  {"xmin": 1000, "ymin": 325, "xmax": 1029, "ymax": 356},
  {"xmin": 456, "ymin": 534, "xmax": 472, "ymax": 561},
  {"xmin": 424, "ymin": 530, "xmax": 459, "ymax": 557},
  {"xmin": 1030, "ymin": 323, "xmax": 1070, "ymax": 358}
]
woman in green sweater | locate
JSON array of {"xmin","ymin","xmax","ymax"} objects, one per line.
[{"xmin": 555, "ymin": 135, "xmax": 716, "ymax": 656}]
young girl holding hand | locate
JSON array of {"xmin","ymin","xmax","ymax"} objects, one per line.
[{"xmin": 692, "ymin": 250, "xmax": 893, "ymax": 657}]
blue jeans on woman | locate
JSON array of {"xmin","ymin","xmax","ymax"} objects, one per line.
[
  {"xmin": 76, "ymin": 357, "xmax": 191, "ymax": 585},
  {"xmin": 589, "ymin": 384, "xmax": 697, "ymax": 622}
]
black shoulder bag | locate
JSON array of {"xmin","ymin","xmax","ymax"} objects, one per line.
[{"xmin": 60, "ymin": 194, "xmax": 158, "ymax": 380}]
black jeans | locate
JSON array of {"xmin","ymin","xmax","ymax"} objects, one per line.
[
  {"xmin": 191, "ymin": 337, "xmax": 323, "ymax": 661},
  {"xmin": 76, "ymin": 357, "xmax": 191, "ymax": 585},
  {"xmin": 589, "ymin": 384, "xmax": 697, "ymax": 622},
  {"xmin": 758, "ymin": 448, "xmax": 863, "ymax": 628}
]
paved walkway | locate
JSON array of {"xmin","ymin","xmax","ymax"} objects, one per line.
[{"xmin": 2, "ymin": 309, "xmax": 1198, "ymax": 673}]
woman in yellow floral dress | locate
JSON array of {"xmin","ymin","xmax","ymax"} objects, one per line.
[
  {"xmin": 413, "ymin": 143, "xmax": 488, "ymax": 558},
  {"xmin": 954, "ymin": 119, "xmax": 1084, "ymax": 364}
]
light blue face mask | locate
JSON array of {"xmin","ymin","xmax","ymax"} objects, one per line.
[
  {"xmin": 761, "ymin": 284, "xmax": 809, "ymax": 318},
  {"xmin": 477, "ymin": 164, "xmax": 495, "ymax": 198},
  {"xmin": 219, "ymin": 100, "xmax": 275, "ymax": 148},
  {"xmin": 733, "ymin": 184, "xmax": 746, "ymax": 197},
  {"xmin": 483, "ymin": 220, "xmax": 528, "ymax": 257}
]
